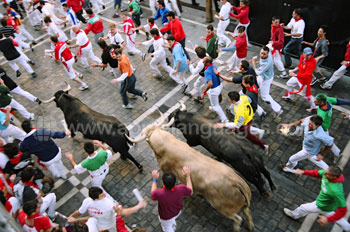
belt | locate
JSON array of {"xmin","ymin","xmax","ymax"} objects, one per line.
[
  {"xmin": 221, "ymin": 18, "xmax": 229, "ymax": 21},
  {"xmin": 91, "ymin": 169, "xmax": 107, "ymax": 178},
  {"xmin": 77, "ymin": 41, "xmax": 90, "ymax": 57}
]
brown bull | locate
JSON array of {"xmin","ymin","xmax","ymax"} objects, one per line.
[{"xmin": 126, "ymin": 115, "xmax": 254, "ymax": 231}]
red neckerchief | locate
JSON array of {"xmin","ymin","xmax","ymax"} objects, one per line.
[
  {"xmin": 204, "ymin": 63, "xmax": 213, "ymax": 70},
  {"xmin": 163, "ymin": 184, "xmax": 175, "ymax": 191},
  {"xmin": 150, "ymin": 23, "xmax": 155, "ymax": 29},
  {"xmin": 154, "ymin": 35, "xmax": 161, "ymax": 40},
  {"xmin": 295, "ymin": 17, "xmax": 303, "ymax": 22},
  {"xmin": 246, "ymin": 84, "xmax": 258, "ymax": 94},
  {"xmin": 170, "ymin": 41, "xmax": 178, "ymax": 50},
  {"xmin": 27, "ymin": 212, "xmax": 40, "ymax": 220},
  {"xmin": 75, "ymin": 29, "xmax": 83, "ymax": 35},
  {"xmin": 205, "ymin": 32, "xmax": 214, "ymax": 43},
  {"xmin": 9, "ymin": 152, "xmax": 22, "ymax": 165},
  {"xmin": 21, "ymin": 180, "xmax": 38, "ymax": 189}
]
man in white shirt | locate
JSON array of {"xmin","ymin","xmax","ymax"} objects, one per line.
[
  {"xmin": 102, "ymin": 22, "xmax": 125, "ymax": 48},
  {"xmin": 68, "ymin": 187, "xmax": 146, "ymax": 232},
  {"xmin": 215, "ymin": 0, "xmax": 231, "ymax": 47},
  {"xmin": 186, "ymin": 46, "xmax": 206, "ymax": 102},
  {"xmin": 136, "ymin": 28, "xmax": 173, "ymax": 78},
  {"xmin": 282, "ymin": 8, "xmax": 305, "ymax": 68},
  {"xmin": 43, "ymin": 16, "xmax": 68, "ymax": 48},
  {"xmin": 68, "ymin": 25, "xmax": 102, "ymax": 69}
]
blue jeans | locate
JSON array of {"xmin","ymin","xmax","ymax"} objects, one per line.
[
  {"xmin": 283, "ymin": 37, "xmax": 303, "ymax": 67},
  {"xmin": 114, "ymin": 0, "xmax": 121, "ymax": 10},
  {"xmin": 120, "ymin": 74, "xmax": 143, "ymax": 105}
]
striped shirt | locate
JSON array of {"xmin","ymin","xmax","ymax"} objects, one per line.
[
  {"xmin": 0, "ymin": 26, "xmax": 16, "ymax": 38},
  {"xmin": 66, "ymin": 8, "xmax": 80, "ymax": 26}
]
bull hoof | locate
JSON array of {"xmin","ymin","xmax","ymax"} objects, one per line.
[
  {"xmin": 120, "ymin": 155, "xmax": 127, "ymax": 160},
  {"xmin": 271, "ymin": 185, "xmax": 277, "ymax": 192},
  {"xmin": 137, "ymin": 164, "xmax": 143, "ymax": 173},
  {"xmin": 262, "ymin": 191, "xmax": 273, "ymax": 200}
]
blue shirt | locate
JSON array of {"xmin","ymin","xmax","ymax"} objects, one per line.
[
  {"xmin": 172, "ymin": 43, "xmax": 188, "ymax": 72},
  {"xmin": 256, "ymin": 53, "xmax": 274, "ymax": 80},
  {"xmin": 154, "ymin": 7, "xmax": 169, "ymax": 25},
  {"xmin": 0, "ymin": 111, "xmax": 8, "ymax": 130},
  {"xmin": 204, "ymin": 65, "xmax": 220, "ymax": 89},
  {"xmin": 302, "ymin": 117, "xmax": 334, "ymax": 155}
]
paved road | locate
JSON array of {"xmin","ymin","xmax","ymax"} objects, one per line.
[{"xmin": 2, "ymin": 2, "xmax": 350, "ymax": 232}]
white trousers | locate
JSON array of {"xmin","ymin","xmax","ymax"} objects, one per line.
[
  {"xmin": 208, "ymin": 84, "xmax": 228, "ymax": 122},
  {"xmin": 272, "ymin": 51, "xmax": 285, "ymax": 73},
  {"xmin": 81, "ymin": 44, "xmax": 102, "ymax": 67},
  {"xmin": 8, "ymin": 55, "xmax": 34, "ymax": 74},
  {"xmin": 324, "ymin": 65, "xmax": 348, "ymax": 87},
  {"xmin": 126, "ymin": 34, "xmax": 142, "ymax": 56},
  {"xmin": 91, "ymin": 0, "xmax": 104, "ymax": 13},
  {"xmin": 325, "ymin": 131, "xmax": 341, "ymax": 157},
  {"xmin": 286, "ymin": 148, "xmax": 329, "ymax": 170},
  {"xmin": 193, "ymin": 76, "xmax": 205, "ymax": 97},
  {"xmin": 40, "ymin": 148, "xmax": 67, "ymax": 179},
  {"xmin": 0, "ymin": 124, "xmax": 26, "ymax": 141},
  {"xmin": 149, "ymin": 0, "xmax": 157, "ymax": 15},
  {"xmin": 217, "ymin": 20, "xmax": 231, "ymax": 46},
  {"xmin": 90, "ymin": 166, "xmax": 113, "ymax": 200},
  {"xmin": 27, "ymin": 9, "xmax": 42, "ymax": 26},
  {"xmin": 228, "ymin": 52, "xmax": 243, "ymax": 71},
  {"xmin": 150, "ymin": 54, "xmax": 173, "ymax": 76},
  {"xmin": 257, "ymin": 75, "xmax": 282, "ymax": 113},
  {"xmin": 164, "ymin": 0, "xmax": 181, "ymax": 16},
  {"xmin": 40, "ymin": 193, "xmax": 56, "ymax": 218},
  {"xmin": 14, "ymin": 35, "xmax": 30, "ymax": 50},
  {"xmin": 233, "ymin": 22, "xmax": 250, "ymax": 43},
  {"xmin": 170, "ymin": 70, "xmax": 186, "ymax": 85},
  {"xmin": 286, "ymin": 76, "xmax": 316, "ymax": 109},
  {"xmin": 159, "ymin": 211, "xmax": 181, "ymax": 232},
  {"xmin": 9, "ymin": 98, "xmax": 33, "ymax": 119},
  {"xmin": 11, "ymin": 86, "xmax": 37, "ymax": 102},
  {"xmin": 290, "ymin": 201, "xmax": 350, "ymax": 231},
  {"xmin": 19, "ymin": 25, "xmax": 34, "ymax": 41},
  {"xmin": 63, "ymin": 58, "xmax": 78, "ymax": 79}
]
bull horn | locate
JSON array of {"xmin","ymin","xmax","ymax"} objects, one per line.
[
  {"xmin": 124, "ymin": 133, "xmax": 146, "ymax": 144},
  {"xmin": 179, "ymin": 101, "xmax": 187, "ymax": 111},
  {"xmin": 156, "ymin": 110, "xmax": 166, "ymax": 126},
  {"xmin": 63, "ymin": 81, "xmax": 71, "ymax": 92},
  {"xmin": 161, "ymin": 117, "xmax": 175, "ymax": 129},
  {"xmin": 42, "ymin": 97, "xmax": 55, "ymax": 104}
]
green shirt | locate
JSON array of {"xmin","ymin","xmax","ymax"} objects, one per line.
[
  {"xmin": 88, "ymin": 15, "xmax": 100, "ymax": 25},
  {"xmin": 81, "ymin": 150, "xmax": 108, "ymax": 171},
  {"xmin": 0, "ymin": 85, "xmax": 11, "ymax": 108},
  {"xmin": 128, "ymin": 0, "xmax": 140, "ymax": 15},
  {"xmin": 206, "ymin": 33, "xmax": 218, "ymax": 59},
  {"xmin": 317, "ymin": 97, "xmax": 337, "ymax": 131},
  {"xmin": 316, "ymin": 170, "xmax": 346, "ymax": 212}
]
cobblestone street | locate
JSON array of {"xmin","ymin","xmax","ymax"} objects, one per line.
[{"xmin": 1, "ymin": 1, "xmax": 350, "ymax": 231}]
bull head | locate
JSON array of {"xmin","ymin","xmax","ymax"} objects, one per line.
[{"xmin": 41, "ymin": 82, "xmax": 71, "ymax": 104}]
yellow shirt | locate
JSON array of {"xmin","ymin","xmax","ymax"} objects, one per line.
[{"xmin": 233, "ymin": 95, "xmax": 253, "ymax": 126}]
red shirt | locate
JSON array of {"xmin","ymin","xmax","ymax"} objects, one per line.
[
  {"xmin": 344, "ymin": 43, "xmax": 350, "ymax": 67},
  {"xmin": 235, "ymin": 33, "xmax": 247, "ymax": 58},
  {"xmin": 270, "ymin": 24, "xmax": 284, "ymax": 52},
  {"xmin": 230, "ymin": 6, "xmax": 250, "ymax": 24},
  {"xmin": 54, "ymin": 41, "xmax": 73, "ymax": 61},
  {"xmin": 66, "ymin": 0, "xmax": 85, "ymax": 13},
  {"xmin": 6, "ymin": 17, "xmax": 17, "ymax": 30},
  {"xmin": 123, "ymin": 17, "xmax": 135, "ymax": 35},
  {"xmin": 160, "ymin": 17, "xmax": 186, "ymax": 42},
  {"xmin": 18, "ymin": 212, "xmax": 52, "ymax": 231},
  {"xmin": 151, "ymin": 184, "xmax": 192, "ymax": 220},
  {"xmin": 84, "ymin": 14, "xmax": 104, "ymax": 34}
]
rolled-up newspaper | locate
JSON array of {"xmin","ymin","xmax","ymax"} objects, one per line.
[
  {"xmin": 60, "ymin": 120, "xmax": 71, "ymax": 138},
  {"xmin": 132, "ymin": 188, "xmax": 143, "ymax": 203}
]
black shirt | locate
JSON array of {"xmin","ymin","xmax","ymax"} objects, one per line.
[
  {"xmin": 101, "ymin": 44, "xmax": 120, "ymax": 68},
  {"xmin": 0, "ymin": 68, "xmax": 17, "ymax": 90},
  {"xmin": 232, "ymin": 67, "xmax": 259, "ymax": 94},
  {"xmin": 0, "ymin": 38, "xmax": 20, "ymax": 61}
]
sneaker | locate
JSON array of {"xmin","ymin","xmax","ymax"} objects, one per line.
[
  {"xmin": 319, "ymin": 77, "xmax": 327, "ymax": 82},
  {"xmin": 208, "ymin": 106, "xmax": 215, "ymax": 111},
  {"xmin": 31, "ymin": 40, "xmax": 37, "ymax": 45},
  {"xmin": 274, "ymin": 109, "xmax": 283, "ymax": 118},
  {"xmin": 28, "ymin": 60, "xmax": 35, "ymax": 66},
  {"xmin": 31, "ymin": 72, "xmax": 37, "ymax": 78},
  {"xmin": 282, "ymin": 96, "xmax": 292, "ymax": 101},
  {"xmin": 35, "ymin": 98, "xmax": 42, "ymax": 105},
  {"xmin": 152, "ymin": 73, "xmax": 162, "ymax": 79},
  {"xmin": 102, "ymin": 5, "xmax": 106, "ymax": 9},
  {"xmin": 310, "ymin": 77, "xmax": 318, "ymax": 86},
  {"xmin": 279, "ymin": 73, "xmax": 289, "ymax": 79},
  {"xmin": 283, "ymin": 208, "xmax": 297, "ymax": 219},
  {"xmin": 112, "ymin": 13, "xmax": 119, "ymax": 18},
  {"xmin": 78, "ymin": 73, "xmax": 83, "ymax": 79},
  {"xmin": 142, "ymin": 92, "xmax": 148, "ymax": 101},
  {"xmin": 16, "ymin": 70, "xmax": 22, "ymax": 77},
  {"xmin": 194, "ymin": 96, "xmax": 202, "ymax": 103},
  {"xmin": 122, "ymin": 104, "xmax": 133, "ymax": 109},
  {"xmin": 334, "ymin": 153, "xmax": 343, "ymax": 164},
  {"xmin": 264, "ymin": 144, "xmax": 270, "ymax": 155},
  {"xmin": 141, "ymin": 53, "xmax": 146, "ymax": 62},
  {"xmin": 79, "ymin": 85, "xmax": 89, "ymax": 91},
  {"xmin": 306, "ymin": 108, "xmax": 317, "ymax": 113},
  {"xmin": 30, "ymin": 43, "xmax": 34, "ymax": 52},
  {"xmin": 29, "ymin": 113, "xmax": 35, "ymax": 120},
  {"xmin": 320, "ymin": 83, "xmax": 332, "ymax": 90}
]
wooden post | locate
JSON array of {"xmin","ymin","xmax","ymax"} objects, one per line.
[{"xmin": 206, "ymin": 0, "xmax": 213, "ymax": 23}]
